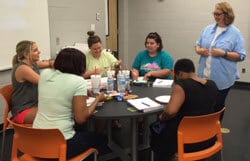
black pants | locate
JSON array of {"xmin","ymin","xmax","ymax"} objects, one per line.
[
  {"xmin": 214, "ymin": 87, "xmax": 231, "ymax": 121},
  {"xmin": 67, "ymin": 131, "xmax": 108, "ymax": 160}
]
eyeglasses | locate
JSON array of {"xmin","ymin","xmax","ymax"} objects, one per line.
[{"xmin": 213, "ymin": 12, "xmax": 224, "ymax": 17}]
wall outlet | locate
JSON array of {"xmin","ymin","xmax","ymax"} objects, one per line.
[
  {"xmin": 242, "ymin": 68, "xmax": 246, "ymax": 73},
  {"xmin": 96, "ymin": 12, "xmax": 100, "ymax": 21},
  {"xmin": 91, "ymin": 24, "xmax": 95, "ymax": 31}
]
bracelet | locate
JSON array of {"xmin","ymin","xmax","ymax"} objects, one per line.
[{"xmin": 224, "ymin": 51, "xmax": 228, "ymax": 58}]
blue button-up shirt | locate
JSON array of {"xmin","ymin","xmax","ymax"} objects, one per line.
[{"xmin": 196, "ymin": 24, "xmax": 246, "ymax": 90}]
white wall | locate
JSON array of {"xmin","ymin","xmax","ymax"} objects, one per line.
[
  {"xmin": 119, "ymin": 0, "xmax": 250, "ymax": 82},
  {"xmin": 0, "ymin": 0, "xmax": 107, "ymax": 124},
  {"xmin": 0, "ymin": 0, "xmax": 51, "ymax": 71},
  {"xmin": 48, "ymin": 0, "xmax": 106, "ymax": 58}
]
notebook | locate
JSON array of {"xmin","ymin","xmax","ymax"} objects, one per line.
[
  {"xmin": 127, "ymin": 97, "xmax": 163, "ymax": 112},
  {"xmin": 152, "ymin": 79, "xmax": 173, "ymax": 88}
]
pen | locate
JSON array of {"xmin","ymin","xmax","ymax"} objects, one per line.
[{"xmin": 142, "ymin": 102, "xmax": 150, "ymax": 107}]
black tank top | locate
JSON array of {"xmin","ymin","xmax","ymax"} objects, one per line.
[{"xmin": 176, "ymin": 78, "xmax": 218, "ymax": 117}]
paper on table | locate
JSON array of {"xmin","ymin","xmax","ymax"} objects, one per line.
[
  {"xmin": 153, "ymin": 79, "xmax": 173, "ymax": 88},
  {"xmin": 133, "ymin": 76, "xmax": 147, "ymax": 84},
  {"xmin": 127, "ymin": 97, "xmax": 163, "ymax": 112},
  {"xmin": 87, "ymin": 97, "xmax": 103, "ymax": 106},
  {"xmin": 87, "ymin": 97, "xmax": 95, "ymax": 106}
]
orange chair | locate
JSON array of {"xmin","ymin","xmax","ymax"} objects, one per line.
[
  {"xmin": 178, "ymin": 107, "xmax": 225, "ymax": 161},
  {"xmin": 0, "ymin": 84, "xmax": 14, "ymax": 159},
  {"xmin": 7, "ymin": 118, "xmax": 98, "ymax": 161}
]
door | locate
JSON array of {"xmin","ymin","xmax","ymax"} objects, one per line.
[{"xmin": 106, "ymin": 0, "xmax": 118, "ymax": 52}]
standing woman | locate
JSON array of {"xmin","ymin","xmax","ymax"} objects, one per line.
[
  {"xmin": 11, "ymin": 40, "xmax": 53, "ymax": 124},
  {"xmin": 195, "ymin": 2, "xmax": 246, "ymax": 113},
  {"xmin": 83, "ymin": 31, "xmax": 122, "ymax": 78},
  {"xmin": 131, "ymin": 32, "xmax": 174, "ymax": 81}
]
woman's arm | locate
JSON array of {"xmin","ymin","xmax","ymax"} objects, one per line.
[
  {"xmin": 15, "ymin": 65, "xmax": 40, "ymax": 84},
  {"xmin": 144, "ymin": 69, "xmax": 171, "ymax": 80},
  {"xmin": 159, "ymin": 84, "xmax": 185, "ymax": 120},
  {"xmin": 211, "ymin": 48, "xmax": 241, "ymax": 61},
  {"xmin": 82, "ymin": 68, "xmax": 103, "ymax": 78},
  {"xmin": 37, "ymin": 60, "xmax": 54, "ymax": 69},
  {"xmin": 73, "ymin": 92, "xmax": 105, "ymax": 124}
]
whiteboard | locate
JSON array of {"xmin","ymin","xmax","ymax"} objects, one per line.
[{"xmin": 0, "ymin": 0, "xmax": 51, "ymax": 71}]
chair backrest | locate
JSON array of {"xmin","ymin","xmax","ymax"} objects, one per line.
[
  {"xmin": 7, "ymin": 118, "xmax": 67, "ymax": 161},
  {"xmin": 7, "ymin": 118, "xmax": 98, "ymax": 161},
  {"xmin": 0, "ymin": 84, "xmax": 14, "ymax": 131},
  {"xmin": 177, "ymin": 107, "xmax": 225, "ymax": 161}
]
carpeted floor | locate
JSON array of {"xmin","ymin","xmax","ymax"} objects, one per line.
[{"xmin": 1, "ymin": 87, "xmax": 250, "ymax": 161}]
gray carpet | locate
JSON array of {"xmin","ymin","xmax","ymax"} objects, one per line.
[{"xmin": 1, "ymin": 87, "xmax": 249, "ymax": 161}]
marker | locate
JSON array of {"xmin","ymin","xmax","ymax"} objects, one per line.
[{"xmin": 142, "ymin": 102, "xmax": 150, "ymax": 107}]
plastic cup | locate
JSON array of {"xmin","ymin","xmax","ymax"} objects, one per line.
[
  {"xmin": 91, "ymin": 75, "xmax": 101, "ymax": 94},
  {"xmin": 107, "ymin": 70, "xmax": 115, "ymax": 78}
]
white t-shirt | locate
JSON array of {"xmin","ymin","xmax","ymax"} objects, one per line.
[
  {"xmin": 203, "ymin": 26, "xmax": 227, "ymax": 79},
  {"xmin": 33, "ymin": 69, "xmax": 87, "ymax": 140}
]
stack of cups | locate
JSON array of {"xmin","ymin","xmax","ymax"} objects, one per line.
[
  {"xmin": 107, "ymin": 70, "xmax": 115, "ymax": 93},
  {"xmin": 91, "ymin": 74, "xmax": 101, "ymax": 94},
  {"xmin": 123, "ymin": 70, "xmax": 131, "ymax": 93}
]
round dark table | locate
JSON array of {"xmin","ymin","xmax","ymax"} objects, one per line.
[{"xmin": 93, "ymin": 85, "xmax": 172, "ymax": 161}]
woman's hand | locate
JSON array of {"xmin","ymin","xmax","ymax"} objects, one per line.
[
  {"xmin": 92, "ymin": 67, "xmax": 103, "ymax": 75},
  {"xmin": 96, "ymin": 92, "xmax": 106, "ymax": 102},
  {"xmin": 116, "ymin": 59, "xmax": 122, "ymax": 67},
  {"xmin": 211, "ymin": 48, "xmax": 226, "ymax": 57},
  {"xmin": 144, "ymin": 71, "xmax": 153, "ymax": 80},
  {"xmin": 195, "ymin": 46, "xmax": 209, "ymax": 56},
  {"xmin": 131, "ymin": 69, "xmax": 139, "ymax": 80}
]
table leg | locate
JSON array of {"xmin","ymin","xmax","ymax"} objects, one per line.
[
  {"xmin": 131, "ymin": 117, "xmax": 138, "ymax": 161},
  {"xmin": 143, "ymin": 117, "xmax": 150, "ymax": 147},
  {"xmin": 107, "ymin": 120, "xmax": 112, "ymax": 145},
  {"xmin": 99, "ymin": 119, "xmax": 131, "ymax": 161}
]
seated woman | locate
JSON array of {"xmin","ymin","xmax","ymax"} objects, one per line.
[
  {"xmin": 150, "ymin": 58, "xmax": 219, "ymax": 161},
  {"xmin": 11, "ymin": 40, "xmax": 53, "ymax": 124},
  {"xmin": 83, "ymin": 31, "xmax": 122, "ymax": 78},
  {"xmin": 83, "ymin": 31, "xmax": 123, "ymax": 129},
  {"xmin": 33, "ymin": 48, "xmax": 108, "ymax": 159},
  {"xmin": 131, "ymin": 32, "xmax": 174, "ymax": 81}
]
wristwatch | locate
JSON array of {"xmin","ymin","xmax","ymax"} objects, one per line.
[{"xmin": 224, "ymin": 51, "xmax": 228, "ymax": 58}]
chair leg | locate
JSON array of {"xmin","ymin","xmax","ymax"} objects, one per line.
[
  {"xmin": 94, "ymin": 152, "xmax": 97, "ymax": 161},
  {"xmin": 220, "ymin": 150, "xmax": 224, "ymax": 161},
  {"xmin": 0, "ymin": 131, "xmax": 6, "ymax": 161},
  {"xmin": 151, "ymin": 150, "xmax": 154, "ymax": 161}
]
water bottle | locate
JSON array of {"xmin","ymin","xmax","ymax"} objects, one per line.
[
  {"xmin": 117, "ymin": 71, "xmax": 126, "ymax": 93},
  {"xmin": 107, "ymin": 75, "xmax": 114, "ymax": 93},
  {"xmin": 124, "ymin": 70, "xmax": 131, "ymax": 93}
]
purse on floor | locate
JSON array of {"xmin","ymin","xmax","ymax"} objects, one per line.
[{"xmin": 150, "ymin": 120, "xmax": 167, "ymax": 135}]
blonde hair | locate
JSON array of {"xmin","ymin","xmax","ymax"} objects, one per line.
[
  {"xmin": 12, "ymin": 40, "xmax": 35, "ymax": 67},
  {"xmin": 216, "ymin": 2, "xmax": 235, "ymax": 26}
]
